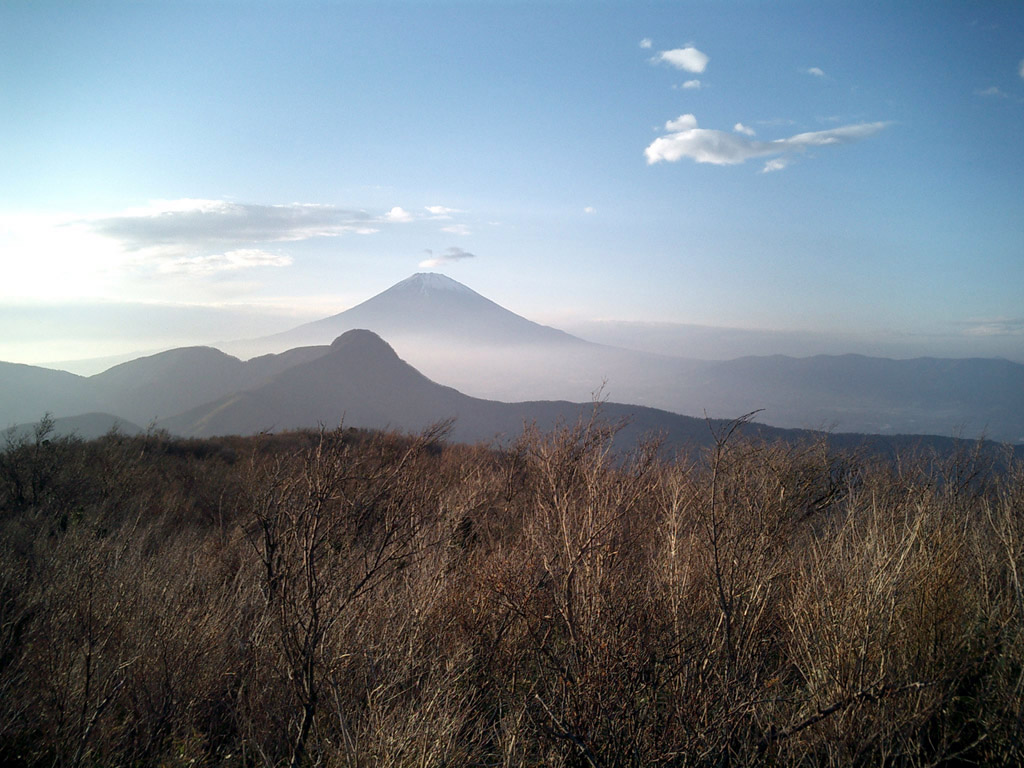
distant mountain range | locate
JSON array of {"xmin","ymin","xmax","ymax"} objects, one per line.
[
  {"xmin": 5, "ymin": 328, "xmax": 1015, "ymax": 462},
  {"xmin": 2, "ymin": 273, "xmax": 1023, "ymax": 445},
  {"xmin": 217, "ymin": 273, "xmax": 1024, "ymax": 443},
  {"xmin": 218, "ymin": 272, "xmax": 702, "ymax": 407}
]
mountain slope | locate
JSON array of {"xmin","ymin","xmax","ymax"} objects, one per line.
[
  {"xmin": 217, "ymin": 272, "xmax": 709, "ymax": 406},
  {"xmin": 87, "ymin": 344, "xmax": 334, "ymax": 426},
  {"xmin": 0, "ymin": 344, "xmax": 334, "ymax": 430},
  {"xmin": 162, "ymin": 330, "xmax": 1021, "ymax": 462},
  {"xmin": 5, "ymin": 413, "xmax": 144, "ymax": 441},
  {"xmin": 166, "ymin": 330, "xmax": 687, "ymax": 443},
  {"xmin": 88, "ymin": 346, "xmax": 249, "ymax": 425},
  {"xmin": 164, "ymin": 330, "xmax": 494, "ymax": 438},
  {"xmin": 226, "ymin": 273, "xmax": 580, "ymax": 355},
  {"xmin": 0, "ymin": 361, "xmax": 93, "ymax": 428}
]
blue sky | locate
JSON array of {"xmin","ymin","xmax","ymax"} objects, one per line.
[{"xmin": 1, "ymin": 0, "xmax": 1022, "ymax": 364}]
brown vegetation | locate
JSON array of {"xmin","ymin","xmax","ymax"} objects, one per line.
[{"xmin": 0, "ymin": 413, "xmax": 1022, "ymax": 766}]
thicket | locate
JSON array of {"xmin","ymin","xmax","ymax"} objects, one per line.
[{"xmin": 0, "ymin": 413, "xmax": 1022, "ymax": 767}]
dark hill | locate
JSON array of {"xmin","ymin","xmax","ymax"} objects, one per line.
[
  {"xmin": 0, "ymin": 361, "xmax": 92, "ymax": 428},
  {"xmin": 161, "ymin": 330, "xmax": 1021, "ymax": 462}
]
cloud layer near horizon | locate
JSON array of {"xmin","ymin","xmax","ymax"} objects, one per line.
[{"xmin": 645, "ymin": 114, "xmax": 889, "ymax": 171}]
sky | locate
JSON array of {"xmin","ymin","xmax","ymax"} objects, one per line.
[{"xmin": 1, "ymin": 0, "xmax": 1023, "ymax": 366}]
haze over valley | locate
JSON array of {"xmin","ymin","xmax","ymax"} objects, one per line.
[{"xmin": 3, "ymin": 273, "xmax": 1023, "ymax": 451}]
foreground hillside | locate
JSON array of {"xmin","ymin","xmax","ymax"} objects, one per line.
[{"xmin": 1, "ymin": 417, "xmax": 1021, "ymax": 767}]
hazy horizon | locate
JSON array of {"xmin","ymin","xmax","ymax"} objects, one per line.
[
  {"xmin": 6, "ymin": 273, "xmax": 1024, "ymax": 376},
  {"xmin": 2, "ymin": 2, "xmax": 1022, "ymax": 367}
]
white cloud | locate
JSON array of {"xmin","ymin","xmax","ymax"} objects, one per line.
[
  {"xmin": 665, "ymin": 113, "xmax": 698, "ymax": 132},
  {"xmin": 88, "ymin": 199, "xmax": 379, "ymax": 252},
  {"xmin": 680, "ymin": 79, "xmax": 702, "ymax": 90},
  {"xmin": 384, "ymin": 206, "xmax": 414, "ymax": 223},
  {"xmin": 653, "ymin": 46, "xmax": 709, "ymax": 73},
  {"xmin": 733, "ymin": 123, "xmax": 756, "ymax": 136},
  {"xmin": 639, "ymin": 38, "xmax": 652, "ymax": 49},
  {"xmin": 159, "ymin": 249, "xmax": 292, "ymax": 275},
  {"xmin": 806, "ymin": 67, "xmax": 826, "ymax": 77},
  {"xmin": 441, "ymin": 224, "xmax": 471, "ymax": 236},
  {"xmin": 425, "ymin": 205, "xmax": 463, "ymax": 218},
  {"xmin": 783, "ymin": 122, "xmax": 890, "ymax": 148},
  {"xmin": 584, "ymin": 206, "xmax": 596, "ymax": 214},
  {"xmin": 1019, "ymin": 59, "xmax": 1024, "ymax": 79},
  {"xmin": 761, "ymin": 158, "xmax": 790, "ymax": 173},
  {"xmin": 0, "ymin": 199, "xmax": 407, "ymax": 302},
  {"xmin": 978, "ymin": 85, "xmax": 1007, "ymax": 97},
  {"xmin": 418, "ymin": 246, "xmax": 477, "ymax": 268},
  {"xmin": 644, "ymin": 115, "xmax": 890, "ymax": 169}
]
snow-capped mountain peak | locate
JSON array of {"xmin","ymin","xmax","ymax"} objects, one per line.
[{"xmin": 391, "ymin": 272, "xmax": 478, "ymax": 297}]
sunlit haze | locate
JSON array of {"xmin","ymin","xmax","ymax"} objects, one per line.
[{"xmin": 2, "ymin": 1, "xmax": 1022, "ymax": 365}]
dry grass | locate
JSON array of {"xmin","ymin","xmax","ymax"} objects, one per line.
[{"xmin": 0, "ymin": 416, "xmax": 1021, "ymax": 766}]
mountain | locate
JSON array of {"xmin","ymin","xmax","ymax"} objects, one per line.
[
  {"xmin": 163, "ymin": 330, "xmax": 467, "ymax": 438},
  {"xmin": 88, "ymin": 344, "xmax": 332, "ymax": 425},
  {"xmin": 216, "ymin": 272, "xmax": 708, "ymax": 406},
  {"xmin": 7, "ymin": 272, "xmax": 1022, "ymax": 444},
  {"xmin": 166, "ymin": 329, "xmax": 720, "ymax": 447},
  {"xmin": 0, "ymin": 361, "xmax": 94, "ymax": 429},
  {"xmin": 4, "ymin": 413, "xmax": 144, "ymax": 441},
  {"xmin": 210, "ymin": 273, "xmax": 1024, "ymax": 442},
  {"xmin": 1, "ymin": 344, "xmax": 332, "ymax": 430},
  {"xmin": 239, "ymin": 272, "xmax": 580, "ymax": 350},
  {"xmin": 161, "ymin": 330, "xmax": 1022, "ymax": 463}
]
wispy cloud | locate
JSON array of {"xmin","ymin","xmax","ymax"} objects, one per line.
[
  {"xmin": 652, "ymin": 46, "xmax": 709, "ymax": 74},
  {"xmin": 761, "ymin": 158, "xmax": 790, "ymax": 174},
  {"xmin": 158, "ymin": 249, "xmax": 292, "ymax": 275},
  {"xmin": 418, "ymin": 246, "xmax": 477, "ymax": 268},
  {"xmin": 805, "ymin": 67, "xmax": 826, "ymax": 77},
  {"xmin": 757, "ymin": 118, "xmax": 797, "ymax": 127},
  {"xmin": 961, "ymin": 318, "xmax": 1024, "ymax": 336},
  {"xmin": 88, "ymin": 200, "xmax": 380, "ymax": 251},
  {"xmin": 1019, "ymin": 58, "xmax": 1024, "ymax": 79},
  {"xmin": 733, "ymin": 123, "xmax": 756, "ymax": 136},
  {"xmin": 680, "ymin": 79, "xmax": 702, "ymax": 90},
  {"xmin": 425, "ymin": 205, "xmax": 464, "ymax": 218},
  {"xmin": 978, "ymin": 85, "xmax": 1008, "ymax": 97},
  {"xmin": 639, "ymin": 38, "xmax": 652, "ymax": 49},
  {"xmin": 584, "ymin": 206, "xmax": 596, "ymax": 214},
  {"xmin": 441, "ymin": 224, "xmax": 471, "ymax": 236},
  {"xmin": 645, "ymin": 114, "xmax": 889, "ymax": 171}
]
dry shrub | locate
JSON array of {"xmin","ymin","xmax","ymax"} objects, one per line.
[{"xmin": 0, "ymin": 419, "xmax": 1021, "ymax": 767}]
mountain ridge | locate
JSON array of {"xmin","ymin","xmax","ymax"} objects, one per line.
[{"xmin": 3, "ymin": 273, "xmax": 1023, "ymax": 443}]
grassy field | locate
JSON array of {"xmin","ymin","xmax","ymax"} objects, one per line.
[{"xmin": 1, "ymin": 415, "xmax": 1022, "ymax": 766}]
